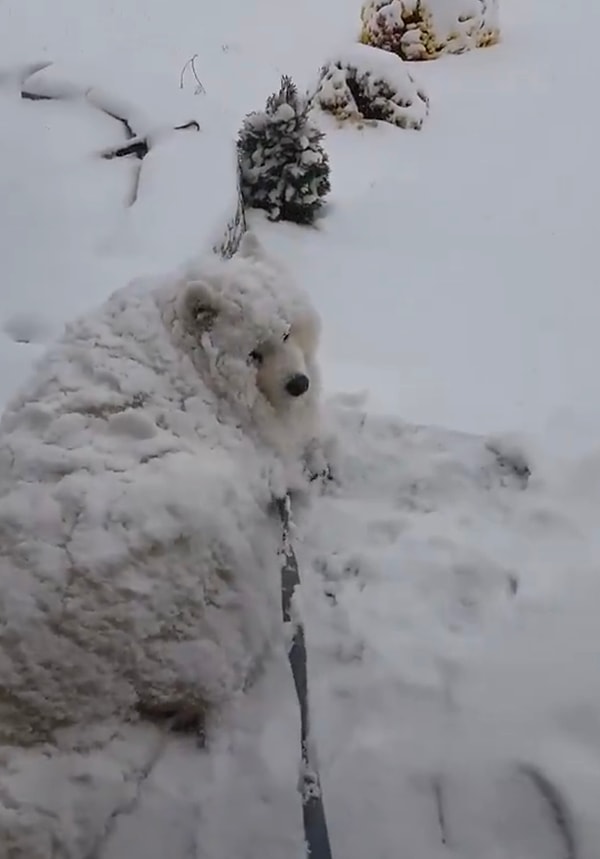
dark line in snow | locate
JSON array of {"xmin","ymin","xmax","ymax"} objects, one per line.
[
  {"xmin": 520, "ymin": 764, "xmax": 578, "ymax": 859},
  {"xmin": 432, "ymin": 775, "xmax": 449, "ymax": 848},
  {"xmin": 174, "ymin": 119, "xmax": 201, "ymax": 132},
  {"xmin": 21, "ymin": 90, "xmax": 53, "ymax": 101},
  {"xmin": 94, "ymin": 105, "xmax": 136, "ymax": 140},
  {"xmin": 101, "ymin": 136, "xmax": 148, "ymax": 160}
]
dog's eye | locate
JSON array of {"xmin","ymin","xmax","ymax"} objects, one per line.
[
  {"xmin": 249, "ymin": 350, "xmax": 263, "ymax": 366},
  {"xmin": 282, "ymin": 331, "xmax": 290, "ymax": 342}
]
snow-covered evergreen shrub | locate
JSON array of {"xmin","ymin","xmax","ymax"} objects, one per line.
[
  {"xmin": 237, "ymin": 76, "xmax": 331, "ymax": 224},
  {"xmin": 359, "ymin": 0, "xmax": 500, "ymax": 61},
  {"xmin": 311, "ymin": 44, "xmax": 429, "ymax": 131}
]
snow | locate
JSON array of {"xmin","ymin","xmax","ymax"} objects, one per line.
[{"xmin": 2, "ymin": 0, "xmax": 600, "ymax": 856}]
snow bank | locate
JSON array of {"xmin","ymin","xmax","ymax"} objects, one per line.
[
  {"xmin": 292, "ymin": 398, "xmax": 600, "ymax": 858},
  {"xmin": 17, "ymin": 59, "xmax": 203, "ymax": 136},
  {"xmin": 0, "ymin": 57, "xmax": 245, "ymax": 370},
  {"xmin": 0, "ymin": 78, "xmax": 131, "ymax": 406},
  {"xmin": 360, "ymin": 0, "xmax": 500, "ymax": 60},
  {"xmin": 13, "ymin": 61, "xmax": 242, "ymax": 264},
  {"xmin": 311, "ymin": 43, "xmax": 429, "ymax": 130},
  {"xmin": 0, "ymin": 392, "xmax": 529, "ymax": 858},
  {"xmin": 4, "ymin": 387, "xmax": 600, "ymax": 857}
]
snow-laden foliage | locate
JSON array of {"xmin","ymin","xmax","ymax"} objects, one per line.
[
  {"xmin": 237, "ymin": 76, "xmax": 331, "ymax": 224},
  {"xmin": 360, "ymin": 0, "xmax": 500, "ymax": 60},
  {"xmin": 311, "ymin": 43, "xmax": 429, "ymax": 130}
]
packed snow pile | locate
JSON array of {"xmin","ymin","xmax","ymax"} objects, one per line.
[
  {"xmin": 0, "ymin": 388, "xmax": 543, "ymax": 859},
  {"xmin": 303, "ymin": 395, "xmax": 529, "ymax": 682},
  {"xmin": 238, "ymin": 76, "xmax": 331, "ymax": 225},
  {"xmin": 311, "ymin": 43, "xmax": 429, "ymax": 130},
  {"xmin": 0, "ymin": 232, "xmax": 325, "ymax": 754},
  {"xmin": 5, "ymin": 391, "xmax": 596, "ymax": 859},
  {"xmin": 359, "ymin": 0, "xmax": 500, "ymax": 60}
]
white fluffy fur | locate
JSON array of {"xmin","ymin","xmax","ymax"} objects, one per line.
[{"xmin": 0, "ymin": 233, "xmax": 323, "ymax": 746}]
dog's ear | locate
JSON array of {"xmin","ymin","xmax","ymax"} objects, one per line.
[
  {"xmin": 179, "ymin": 281, "xmax": 220, "ymax": 333},
  {"xmin": 237, "ymin": 230, "xmax": 267, "ymax": 262}
]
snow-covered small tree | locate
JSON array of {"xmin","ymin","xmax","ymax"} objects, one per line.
[
  {"xmin": 311, "ymin": 44, "xmax": 429, "ymax": 131},
  {"xmin": 360, "ymin": 0, "xmax": 500, "ymax": 61},
  {"xmin": 237, "ymin": 76, "xmax": 331, "ymax": 224}
]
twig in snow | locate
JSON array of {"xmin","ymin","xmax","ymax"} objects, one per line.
[
  {"xmin": 101, "ymin": 135, "xmax": 149, "ymax": 161},
  {"xmin": 432, "ymin": 775, "xmax": 449, "ymax": 847},
  {"xmin": 89, "ymin": 100, "xmax": 136, "ymax": 140},
  {"xmin": 519, "ymin": 764, "xmax": 578, "ymax": 859},
  {"xmin": 21, "ymin": 90, "xmax": 52, "ymax": 101},
  {"xmin": 179, "ymin": 54, "xmax": 206, "ymax": 94},
  {"xmin": 174, "ymin": 119, "xmax": 201, "ymax": 132}
]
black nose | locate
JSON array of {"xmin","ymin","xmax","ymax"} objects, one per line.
[{"xmin": 285, "ymin": 373, "xmax": 310, "ymax": 397}]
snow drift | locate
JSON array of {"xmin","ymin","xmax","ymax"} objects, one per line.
[{"xmin": 0, "ymin": 387, "xmax": 537, "ymax": 859}]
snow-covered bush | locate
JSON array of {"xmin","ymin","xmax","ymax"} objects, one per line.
[
  {"xmin": 237, "ymin": 75, "xmax": 331, "ymax": 224},
  {"xmin": 359, "ymin": 0, "xmax": 500, "ymax": 61},
  {"xmin": 311, "ymin": 44, "xmax": 429, "ymax": 130}
]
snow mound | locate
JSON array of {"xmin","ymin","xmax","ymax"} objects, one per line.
[
  {"xmin": 304, "ymin": 395, "xmax": 528, "ymax": 680},
  {"xmin": 21, "ymin": 61, "xmax": 204, "ymax": 154},
  {"xmin": 18, "ymin": 59, "xmax": 203, "ymax": 135},
  {"xmin": 5, "ymin": 394, "xmax": 600, "ymax": 858},
  {"xmin": 359, "ymin": 0, "xmax": 500, "ymax": 61},
  {"xmin": 311, "ymin": 43, "xmax": 429, "ymax": 130},
  {"xmin": 0, "ymin": 397, "xmax": 553, "ymax": 859}
]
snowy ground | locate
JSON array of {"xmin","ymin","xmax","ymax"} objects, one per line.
[{"xmin": 2, "ymin": 0, "xmax": 600, "ymax": 856}]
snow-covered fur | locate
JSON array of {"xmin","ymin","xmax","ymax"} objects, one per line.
[{"xmin": 0, "ymin": 232, "xmax": 323, "ymax": 747}]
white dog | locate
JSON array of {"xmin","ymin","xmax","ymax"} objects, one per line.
[{"xmin": 0, "ymin": 232, "xmax": 324, "ymax": 747}]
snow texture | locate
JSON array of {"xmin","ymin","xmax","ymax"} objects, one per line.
[
  {"xmin": 5, "ymin": 393, "xmax": 594, "ymax": 859},
  {"xmin": 0, "ymin": 393, "xmax": 525, "ymax": 856},
  {"xmin": 0, "ymin": 232, "xmax": 323, "ymax": 752},
  {"xmin": 311, "ymin": 43, "xmax": 429, "ymax": 130},
  {"xmin": 2, "ymin": 0, "xmax": 600, "ymax": 856},
  {"xmin": 20, "ymin": 60, "xmax": 199, "ymax": 138},
  {"xmin": 238, "ymin": 76, "xmax": 331, "ymax": 224},
  {"xmin": 360, "ymin": 0, "xmax": 500, "ymax": 60}
]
